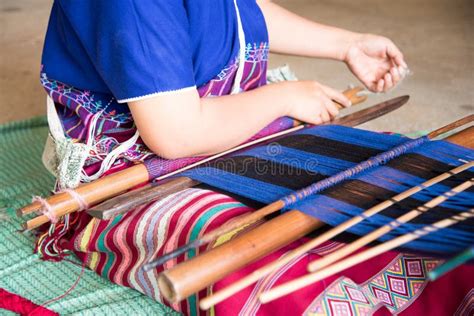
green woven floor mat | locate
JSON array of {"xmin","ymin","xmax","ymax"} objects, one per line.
[{"xmin": 0, "ymin": 117, "xmax": 178, "ymax": 315}]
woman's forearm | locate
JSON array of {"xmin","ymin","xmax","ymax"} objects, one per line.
[
  {"xmin": 130, "ymin": 79, "xmax": 348, "ymax": 159},
  {"xmin": 129, "ymin": 83, "xmax": 292, "ymax": 159},
  {"xmin": 257, "ymin": 0, "xmax": 358, "ymax": 61}
]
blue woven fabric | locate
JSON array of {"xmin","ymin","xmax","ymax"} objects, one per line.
[{"xmin": 183, "ymin": 125, "xmax": 474, "ymax": 255}]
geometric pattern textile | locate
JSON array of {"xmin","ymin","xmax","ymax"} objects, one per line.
[{"xmin": 304, "ymin": 254, "xmax": 441, "ymax": 315}]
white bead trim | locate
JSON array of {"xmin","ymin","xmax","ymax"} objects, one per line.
[{"xmin": 117, "ymin": 86, "xmax": 197, "ymax": 103}]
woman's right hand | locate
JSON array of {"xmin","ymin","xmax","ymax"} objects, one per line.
[
  {"xmin": 281, "ymin": 81, "xmax": 352, "ymax": 125},
  {"xmin": 129, "ymin": 79, "xmax": 352, "ymax": 159}
]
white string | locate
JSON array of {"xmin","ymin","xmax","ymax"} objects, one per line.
[
  {"xmin": 81, "ymin": 130, "xmax": 140, "ymax": 182},
  {"xmin": 45, "ymin": 95, "xmax": 140, "ymax": 186},
  {"xmin": 231, "ymin": 0, "xmax": 247, "ymax": 95},
  {"xmin": 85, "ymin": 110, "xmax": 104, "ymax": 148},
  {"xmin": 46, "ymin": 95, "xmax": 68, "ymax": 142}
]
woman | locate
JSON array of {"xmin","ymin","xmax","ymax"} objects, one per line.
[{"xmin": 38, "ymin": 1, "xmax": 471, "ymax": 315}]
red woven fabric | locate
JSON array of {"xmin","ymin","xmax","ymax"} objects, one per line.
[{"xmin": 0, "ymin": 288, "xmax": 58, "ymax": 316}]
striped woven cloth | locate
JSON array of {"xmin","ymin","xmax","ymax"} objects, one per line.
[{"xmin": 0, "ymin": 117, "xmax": 178, "ymax": 315}]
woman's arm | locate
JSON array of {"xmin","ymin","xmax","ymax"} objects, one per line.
[
  {"xmin": 129, "ymin": 81, "xmax": 349, "ymax": 159},
  {"xmin": 257, "ymin": 0, "xmax": 356, "ymax": 61},
  {"xmin": 257, "ymin": 0, "xmax": 408, "ymax": 92},
  {"xmin": 130, "ymin": 1, "xmax": 406, "ymax": 160}
]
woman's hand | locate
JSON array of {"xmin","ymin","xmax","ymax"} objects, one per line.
[
  {"xmin": 343, "ymin": 34, "xmax": 408, "ymax": 92},
  {"xmin": 283, "ymin": 81, "xmax": 352, "ymax": 125}
]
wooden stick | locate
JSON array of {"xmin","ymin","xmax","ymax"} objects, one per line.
[
  {"xmin": 260, "ymin": 206, "xmax": 474, "ymax": 304},
  {"xmin": 442, "ymin": 126, "xmax": 474, "ymax": 149},
  {"xmin": 87, "ymin": 177, "xmax": 199, "ymax": 219},
  {"xmin": 427, "ymin": 114, "xmax": 473, "ymax": 139},
  {"xmin": 21, "ymin": 164, "xmax": 149, "ymax": 227},
  {"xmin": 144, "ymin": 200, "xmax": 285, "ymax": 270},
  {"xmin": 88, "ymin": 91, "xmax": 410, "ymax": 221},
  {"xmin": 307, "ymin": 176, "xmax": 474, "ymax": 272},
  {"xmin": 156, "ymin": 210, "xmax": 324, "ymax": 303},
  {"xmin": 446, "ymin": 125, "xmax": 474, "ymax": 149},
  {"xmin": 147, "ymin": 112, "xmax": 467, "ymax": 269},
  {"xmin": 198, "ymin": 160, "xmax": 474, "ymax": 310},
  {"xmin": 19, "ymin": 87, "xmax": 369, "ymax": 228},
  {"xmin": 89, "ymin": 114, "xmax": 474, "ymax": 221}
]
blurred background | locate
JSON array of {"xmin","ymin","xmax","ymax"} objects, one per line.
[{"xmin": 0, "ymin": 0, "xmax": 472, "ymax": 133}]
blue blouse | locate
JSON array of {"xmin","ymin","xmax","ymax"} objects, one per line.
[{"xmin": 41, "ymin": 0, "xmax": 268, "ymax": 103}]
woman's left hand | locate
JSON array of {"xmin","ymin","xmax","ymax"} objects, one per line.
[{"xmin": 343, "ymin": 34, "xmax": 408, "ymax": 92}]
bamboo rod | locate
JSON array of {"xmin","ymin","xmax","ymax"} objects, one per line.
[
  {"xmin": 144, "ymin": 200, "xmax": 285, "ymax": 270},
  {"xmin": 427, "ymin": 114, "xmax": 473, "ymax": 139},
  {"xmin": 307, "ymin": 177, "xmax": 474, "ymax": 272},
  {"xmin": 442, "ymin": 126, "xmax": 474, "ymax": 149},
  {"xmin": 148, "ymin": 113, "xmax": 469, "ymax": 269},
  {"xmin": 87, "ymin": 177, "xmax": 200, "ymax": 219},
  {"xmin": 21, "ymin": 164, "xmax": 149, "ymax": 226},
  {"xmin": 447, "ymin": 125, "xmax": 474, "ymax": 149},
  {"xmin": 156, "ymin": 210, "xmax": 324, "ymax": 303},
  {"xmin": 260, "ymin": 206, "xmax": 474, "ymax": 304},
  {"xmin": 199, "ymin": 160, "xmax": 474, "ymax": 310},
  {"xmin": 19, "ymin": 87, "xmax": 368, "ymax": 228}
]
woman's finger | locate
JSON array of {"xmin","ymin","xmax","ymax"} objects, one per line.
[
  {"xmin": 387, "ymin": 42, "xmax": 407, "ymax": 68},
  {"xmin": 326, "ymin": 101, "xmax": 340, "ymax": 117},
  {"xmin": 312, "ymin": 116, "xmax": 323, "ymax": 125},
  {"xmin": 390, "ymin": 67, "xmax": 400, "ymax": 85},
  {"xmin": 398, "ymin": 65, "xmax": 408, "ymax": 78},
  {"xmin": 320, "ymin": 108, "xmax": 331, "ymax": 123},
  {"xmin": 321, "ymin": 85, "xmax": 351, "ymax": 108},
  {"xmin": 367, "ymin": 80, "xmax": 379, "ymax": 93},
  {"xmin": 384, "ymin": 73, "xmax": 393, "ymax": 91},
  {"xmin": 377, "ymin": 79, "xmax": 385, "ymax": 92}
]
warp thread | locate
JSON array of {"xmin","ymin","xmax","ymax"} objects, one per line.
[
  {"xmin": 29, "ymin": 253, "xmax": 88, "ymax": 315},
  {"xmin": 282, "ymin": 136, "xmax": 429, "ymax": 207}
]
